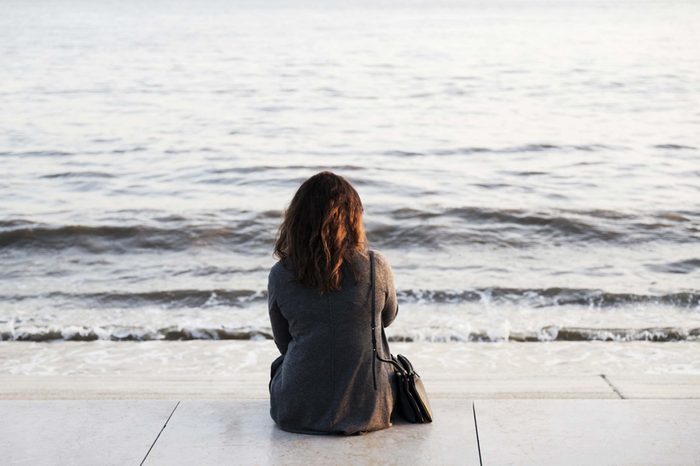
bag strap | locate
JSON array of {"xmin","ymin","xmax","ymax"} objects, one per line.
[{"xmin": 369, "ymin": 250, "xmax": 407, "ymax": 376}]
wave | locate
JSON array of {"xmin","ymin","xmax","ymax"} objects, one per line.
[
  {"xmin": 0, "ymin": 325, "xmax": 273, "ymax": 342},
  {"xmin": 3, "ymin": 287, "xmax": 698, "ymax": 309},
  {"xmin": 397, "ymin": 287, "xmax": 700, "ymax": 308},
  {"xmin": 376, "ymin": 206, "xmax": 699, "ymax": 246},
  {"xmin": 383, "ymin": 143, "xmax": 618, "ymax": 157},
  {"xmin": 382, "ymin": 142, "xmax": 697, "ymax": 157},
  {"xmin": 376, "ymin": 207, "xmax": 622, "ymax": 246},
  {"xmin": 646, "ymin": 259, "xmax": 700, "ymax": 274},
  {"xmin": 390, "ymin": 325, "xmax": 700, "ymax": 343},
  {"xmin": 430, "ymin": 143, "xmax": 616, "ymax": 156},
  {"xmin": 0, "ymin": 150, "xmax": 74, "ymax": 157},
  {"xmin": 1, "ymin": 324, "xmax": 698, "ymax": 343},
  {"xmin": 3, "ymin": 142, "xmax": 694, "ymax": 161},
  {"xmin": 0, "ymin": 147, "xmax": 147, "ymax": 157},
  {"xmin": 653, "ymin": 144, "xmax": 697, "ymax": 150},
  {"xmin": 5, "ymin": 289, "xmax": 264, "ymax": 308},
  {"xmin": 0, "ymin": 222, "xmax": 277, "ymax": 253},
  {"xmin": 39, "ymin": 171, "xmax": 115, "ymax": 179},
  {"xmin": 1, "ymin": 206, "xmax": 697, "ymax": 253}
]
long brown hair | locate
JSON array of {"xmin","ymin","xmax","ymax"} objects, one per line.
[{"xmin": 274, "ymin": 171, "xmax": 367, "ymax": 294}]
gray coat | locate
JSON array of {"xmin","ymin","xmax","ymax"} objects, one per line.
[{"xmin": 267, "ymin": 248, "xmax": 399, "ymax": 435}]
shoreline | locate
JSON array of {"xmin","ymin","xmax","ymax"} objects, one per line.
[
  {"xmin": 1, "ymin": 340, "xmax": 698, "ymax": 400},
  {"xmin": 1, "ymin": 340, "xmax": 698, "ymax": 376},
  {"xmin": 2, "ymin": 373, "xmax": 699, "ymax": 400}
]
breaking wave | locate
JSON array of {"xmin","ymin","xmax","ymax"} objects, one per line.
[
  {"xmin": 1, "ymin": 206, "xmax": 698, "ymax": 253},
  {"xmin": 1, "ymin": 324, "xmax": 698, "ymax": 343},
  {"xmin": 3, "ymin": 287, "xmax": 699, "ymax": 309},
  {"xmin": 0, "ymin": 287, "xmax": 700, "ymax": 309},
  {"xmin": 397, "ymin": 288, "xmax": 700, "ymax": 308}
]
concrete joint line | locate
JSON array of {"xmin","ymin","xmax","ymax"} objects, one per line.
[
  {"xmin": 600, "ymin": 374, "xmax": 626, "ymax": 399},
  {"xmin": 141, "ymin": 400, "xmax": 181, "ymax": 465},
  {"xmin": 472, "ymin": 401, "xmax": 483, "ymax": 466}
]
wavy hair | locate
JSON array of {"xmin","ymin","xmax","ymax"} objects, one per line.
[{"xmin": 274, "ymin": 171, "xmax": 367, "ymax": 294}]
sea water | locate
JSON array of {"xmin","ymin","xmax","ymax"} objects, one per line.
[{"xmin": 1, "ymin": 0, "xmax": 699, "ymax": 350}]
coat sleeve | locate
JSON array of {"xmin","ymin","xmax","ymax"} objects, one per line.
[
  {"xmin": 377, "ymin": 252, "xmax": 399, "ymax": 328},
  {"xmin": 268, "ymin": 266, "xmax": 291, "ymax": 355}
]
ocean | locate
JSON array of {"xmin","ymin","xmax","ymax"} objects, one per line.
[{"xmin": 1, "ymin": 0, "xmax": 699, "ymax": 353}]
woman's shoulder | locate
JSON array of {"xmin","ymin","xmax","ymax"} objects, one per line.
[
  {"xmin": 369, "ymin": 248, "xmax": 390, "ymax": 264},
  {"xmin": 368, "ymin": 248, "xmax": 393, "ymax": 273},
  {"xmin": 269, "ymin": 258, "xmax": 293, "ymax": 283}
]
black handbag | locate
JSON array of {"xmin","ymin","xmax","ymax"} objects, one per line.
[{"xmin": 369, "ymin": 250, "xmax": 433, "ymax": 424}]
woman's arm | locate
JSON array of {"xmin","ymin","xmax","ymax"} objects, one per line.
[
  {"xmin": 268, "ymin": 267, "xmax": 291, "ymax": 355},
  {"xmin": 377, "ymin": 252, "xmax": 399, "ymax": 328}
]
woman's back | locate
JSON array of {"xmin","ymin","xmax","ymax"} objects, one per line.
[{"xmin": 268, "ymin": 248, "xmax": 399, "ymax": 435}]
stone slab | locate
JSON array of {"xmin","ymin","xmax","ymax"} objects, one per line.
[
  {"xmin": 0, "ymin": 400, "xmax": 177, "ymax": 466},
  {"xmin": 0, "ymin": 374, "xmax": 633, "ymax": 399},
  {"xmin": 475, "ymin": 399, "xmax": 700, "ymax": 466},
  {"xmin": 0, "ymin": 376, "xmax": 271, "ymax": 400},
  {"xmin": 0, "ymin": 374, "xmax": 697, "ymax": 402},
  {"xmin": 423, "ymin": 375, "xmax": 617, "ymax": 399},
  {"xmin": 606, "ymin": 374, "xmax": 700, "ymax": 399},
  {"xmin": 144, "ymin": 399, "xmax": 480, "ymax": 465}
]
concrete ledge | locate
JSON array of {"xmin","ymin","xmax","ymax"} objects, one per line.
[
  {"xmin": 0, "ymin": 375, "xmax": 272, "ymax": 400},
  {"xmin": 424, "ymin": 375, "xmax": 618, "ymax": 399},
  {"xmin": 3, "ymin": 374, "xmax": 699, "ymax": 400},
  {"xmin": 605, "ymin": 374, "xmax": 700, "ymax": 399}
]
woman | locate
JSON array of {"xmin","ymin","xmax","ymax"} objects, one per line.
[{"xmin": 267, "ymin": 171, "xmax": 399, "ymax": 435}]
